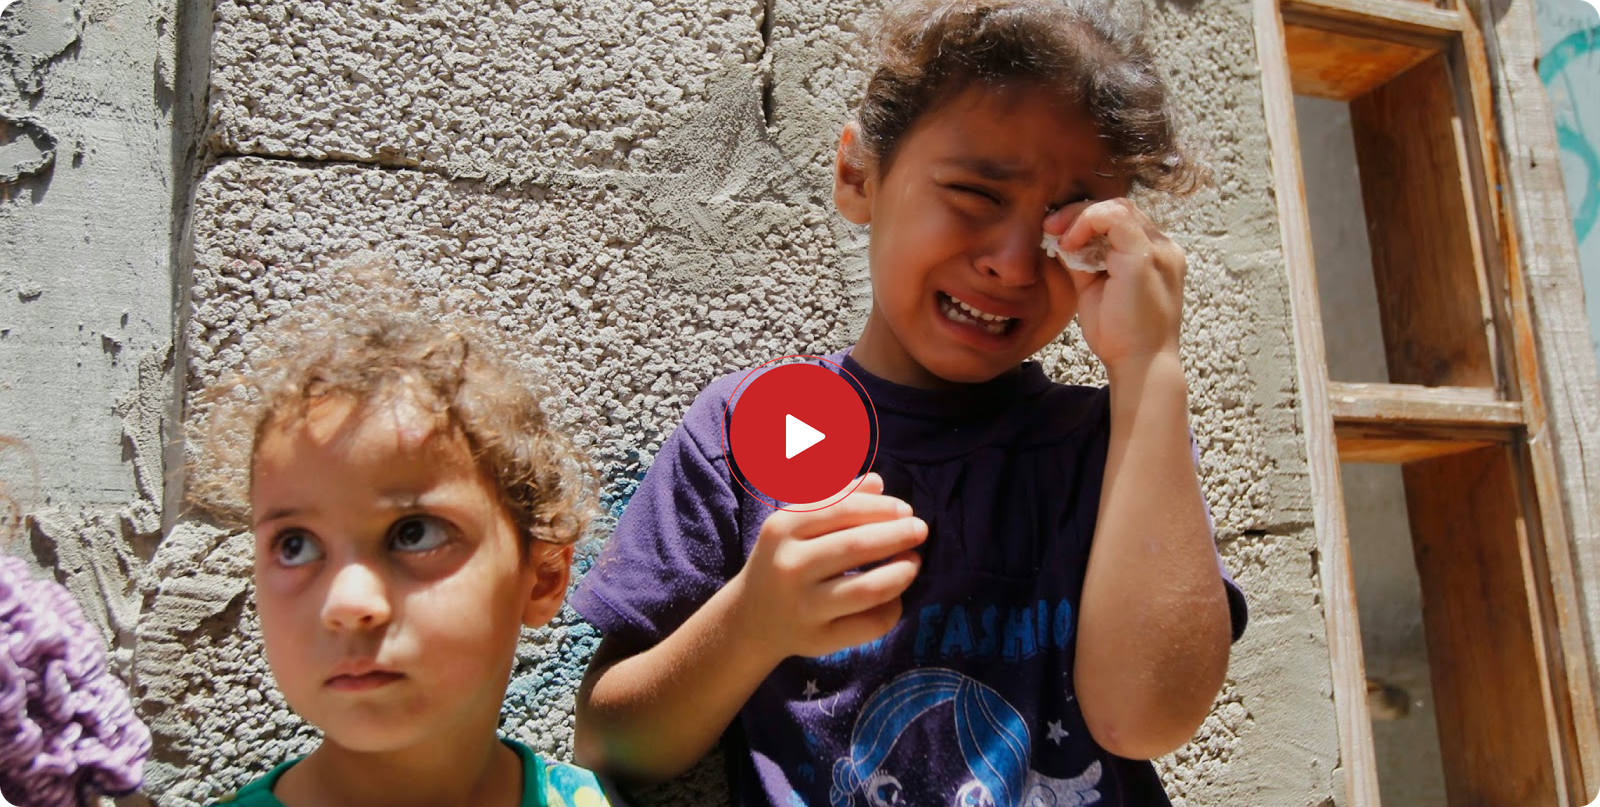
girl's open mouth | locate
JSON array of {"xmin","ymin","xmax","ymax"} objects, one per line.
[{"xmin": 937, "ymin": 291, "xmax": 1019, "ymax": 337}]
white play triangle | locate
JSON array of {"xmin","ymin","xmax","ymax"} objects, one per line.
[{"xmin": 785, "ymin": 414, "xmax": 826, "ymax": 459}]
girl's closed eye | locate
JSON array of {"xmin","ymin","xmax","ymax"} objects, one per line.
[
  {"xmin": 389, "ymin": 515, "xmax": 454, "ymax": 554},
  {"xmin": 274, "ymin": 530, "xmax": 325, "ymax": 567},
  {"xmin": 947, "ymin": 183, "xmax": 1003, "ymax": 206}
]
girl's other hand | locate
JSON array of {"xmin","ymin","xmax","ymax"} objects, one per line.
[{"xmin": 731, "ymin": 473, "xmax": 927, "ymax": 661}]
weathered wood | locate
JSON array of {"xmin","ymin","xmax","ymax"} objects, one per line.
[
  {"xmin": 1351, "ymin": 53, "xmax": 1500, "ymax": 389},
  {"xmin": 1471, "ymin": 0, "xmax": 1600, "ymax": 792},
  {"xmin": 1450, "ymin": 4, "xmax": 1599, "ymax": 799},
  {"xmin": 1282, "ymin": 0, "xmax": 1463, "ymax": 42},
  {"xmin": 1328, "ymin": 381, "xmax": 1522, "ymax": 425},
  {"xmin": 1337, "ymin": 432, "xmax": 1499, "ymax": 462},
  {"xmin": 1265, "ymin": 0, "xmax": 1600, "ymax": 798},
  {"xmin": 1285, "ymin": 23, "xmax": 1438, "ymax": 100},
  {"xmin": 1330, "ymin": 381, "xmax": 1517, "ymax": 461},
  {"xmin": 1404, "ymin": 446, "xmax": 1560, "ymax": 807},
  {"xmin": 1254, "ymin": 0, "xmax": 1386, "ymax": 802}
]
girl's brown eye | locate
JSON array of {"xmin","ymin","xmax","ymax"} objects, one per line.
[
  {"xmin": 389, "ymin": 516, "xmax": 450, "ymax": 553},
  {"xmin": 276, "ymin": 530, "xmax": 325, "ymax": 567}
]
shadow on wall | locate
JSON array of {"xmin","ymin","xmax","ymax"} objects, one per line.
[{"xmin": 0, "ymin": 113, "xmax": 55, "ymax": 185}]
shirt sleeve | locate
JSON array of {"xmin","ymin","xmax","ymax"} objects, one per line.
[
  {"xmin": 1192, "ymin": 430, "xmax": 1249, "ymax": 643},
  {"xmin": 570, "ymin": 381, "xmax": 746, "ymax": 646},
  {"xmin": 1221, "ymin": 559, "xmax": 1248, "ymax": 643}
]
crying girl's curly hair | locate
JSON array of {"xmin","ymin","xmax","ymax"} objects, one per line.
[
  {"xmin": 187, "ymin": 257, "xmax": 594, "ymax": 553},
  {"xmin": 852, "ymin": 0, "xmax": 1207, "ymax": 193}
]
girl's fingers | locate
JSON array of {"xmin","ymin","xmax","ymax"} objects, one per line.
[
  {"xmin": 856, "ymin": 472, "xmax": 885, "ymax": 496},
  {"xmin": 1065, "ymin": 263, "xmax": 1104, "ymax": 297},
  {"xmin": 1061, "ymin": 199, "xmax": 1154, "ymax": 260},
  {"xmin": 766, "ymin": 472, "xmax": 892, "ymax": 536},
  {"xmin": 820, "ymin": 599, "xmax": 905, "ymax": 653},
  {"xmin": 776, "ymin": 491, "xmax": 913, "ymax": 541},
  {"xmin": 785, "ymin": 472, "xmax": 884, "ymax": 513},
  {"xmin": 798, "ymin": 516, "xmax": 928, "ymax": 579},
  {"xmin": 814, "ymin": 550, "xmax": 922, "ymax": 620},
  {"xmin": 1150, "ymin": 241, "xmax": 1187, "ymax": 288},
  {"xmin": 1043, "ymin": 200, "xmax": 1093, "ymax": 237},
  {"xmin": 1041, "ymin": 202, "xmax": 1112, "ymax": 294}
]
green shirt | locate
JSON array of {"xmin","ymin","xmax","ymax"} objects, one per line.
[{"xmin": 212, "ymin": 739, "xmax": 611, "ymax": 807}]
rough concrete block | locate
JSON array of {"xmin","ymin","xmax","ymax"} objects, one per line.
[{"xmin": 208, "ymin": 0, "xmax": 770, "ymax": 177}]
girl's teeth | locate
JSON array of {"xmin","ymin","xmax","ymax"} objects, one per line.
[
  {"xmin": 954, "ymin": 296, "xmax": 1005, "ymax": 322},
  {"xmin": 939, "ymin": 293, "xmax": 1013, "ymax": 335}
]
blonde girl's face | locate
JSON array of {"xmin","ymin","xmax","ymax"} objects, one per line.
[
  {"xmin": 835, "ymin": 81, "xmax": 1129, "ymax": 387},
  {"xmin": 249, "ymin": 392, "xmax": 571, "ymax": 753}
]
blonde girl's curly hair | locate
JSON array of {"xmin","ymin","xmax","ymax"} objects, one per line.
[{"xmin": 187, "ymin": 257, "xmax": 594, "ymax": 553}]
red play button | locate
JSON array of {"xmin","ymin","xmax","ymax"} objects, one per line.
[{"xmin": 724, "ymin": 356, "xmax": 876, "ymax": 509}]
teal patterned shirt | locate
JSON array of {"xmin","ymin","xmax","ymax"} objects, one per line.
[{"xmin": 212, "ymin": 739, "xmax": 612, "ymax": 807}]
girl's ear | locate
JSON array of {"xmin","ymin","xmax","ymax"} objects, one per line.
[
  {"xmin": 833, "ymin": 123, "xmax": 874, "ymax": 225},
  {"xmin": 521, "ymin": 544, "xmax": 574, "ymax": 629}
]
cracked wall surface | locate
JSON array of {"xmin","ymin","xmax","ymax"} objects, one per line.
[
  {"xmin": 3, "ymin": 0, "xmax": 1345, "ymax": 804},
  {"xmin": 0, "ymin": 0, "xmax": 186, "ymax": 726},
  {"xmin": 0, "ymin": 0, "xmax": 177, "ymax": 515}
]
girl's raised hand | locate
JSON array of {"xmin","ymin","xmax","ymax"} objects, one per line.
[
  {"xmin": 1043, "ymin": 199, "xmax": 1187, "ymax": 371},
  {"xmin": 732, "ymin": 473, "xmax": 926, "ymax": 661}
]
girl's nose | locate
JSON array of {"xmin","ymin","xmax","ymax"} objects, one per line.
[
  {"xmin": 975, "ymin": 221, "xmax": 1044, "ymax": 287},
  {"xmin": 321, "ymin": 562, "xmax": 393, "ymax": 631}
]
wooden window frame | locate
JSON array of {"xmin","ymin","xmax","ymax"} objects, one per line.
[{"xmin": 1254, "ymin": 0, "xmax": 1600, "ymax": 802}]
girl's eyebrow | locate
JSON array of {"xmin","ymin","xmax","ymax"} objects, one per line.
[
  {"xmin": 942, "ymin": 156, "xmax": 1029, "ymax": 182},
  {"xmin": 254, "ymin": 505, "xmax": 306, "ymax": 526},
  {"xmin": 943, "ymin": 156, "xmax": 1088, "ymax": 204},
  {"xmin": 254, "ymin": 489, "xmax": 441, "ymax": 525},
  {"xmin": 374, "ymin": 491, "xmax": 426, "ymax": 509}
]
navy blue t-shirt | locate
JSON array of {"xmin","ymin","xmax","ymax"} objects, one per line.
[{"xmin": 572, "ymin": 351, "xmax": 1248, "ymax": 807}]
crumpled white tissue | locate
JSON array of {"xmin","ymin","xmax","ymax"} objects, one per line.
[{"xmin": 1041, "ymin": 233, "xmax": 1108, "ymax": 273}]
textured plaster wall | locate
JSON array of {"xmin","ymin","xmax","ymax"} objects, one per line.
[
  {"xmin": 1, "ymin": 0, "xmax": 169, "ymax": 519},
  {"xmin": 0, "ymin": 0, "xmax": 200, "ymax": 732},
  {"xmin": 4, "ymin": 0, "xmax": 1344, "ymax": 804}
]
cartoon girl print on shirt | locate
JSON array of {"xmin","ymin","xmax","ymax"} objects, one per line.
[{"xmin": 829, "ymin": 668, "xmax": 1103, "ymax": 807}]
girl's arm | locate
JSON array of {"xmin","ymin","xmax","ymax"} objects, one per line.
[
  {"xmin": 1045, "ymin": 199, "xmax": 1234, "ymax": 760},
  {"xmin": 575, "ymin": 574, "xmax": 788, "ymax": 783},
  {"xmin": 1073, "ymin": 354, "xmax": 1232, "ymax": 760},
  {"xmin": 574, "ymin": 474, "xmax": 926, "ymax": 782}
]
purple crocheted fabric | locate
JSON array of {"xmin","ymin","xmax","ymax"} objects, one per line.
[{"xmin": 0, "ymin": 554, "xmax": 150, "ymax": 806}]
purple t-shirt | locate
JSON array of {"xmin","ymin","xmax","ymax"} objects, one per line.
[{"xmin": 572, "ymin": 351, "xmax": 1248, "ymax": 807}]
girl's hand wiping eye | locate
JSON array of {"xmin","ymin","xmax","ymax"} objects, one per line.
[{"xmin": 1043, "ymin": 197, "xmax": 1189, "ymax": 369}]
